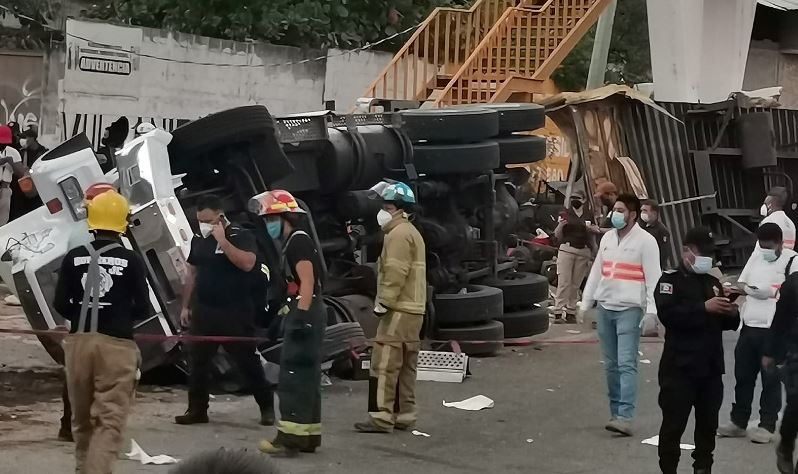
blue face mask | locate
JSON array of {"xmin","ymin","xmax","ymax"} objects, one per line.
[
  {"xmin": 266, "ymin": 220, "xmax": 282, "ymax": 239},
  {"xmin": 690, "ymin": 254, "xmax": 714, "ymax": 274},
  {"xmin": 610, "ymin": 211, "xmax": 627, "ymax": 230},
  {"xmin": 761, "ymin": 248, "xmax": 779, "ymax": 263}
]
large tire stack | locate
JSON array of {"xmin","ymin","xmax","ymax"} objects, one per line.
[{"xmin": 477, "ymin": 271, "xmax": 550, "ymax": 339}]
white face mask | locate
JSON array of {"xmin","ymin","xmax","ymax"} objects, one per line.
[
  {"xmin": 199, "ymin": 222, "xmax": 214, "ymax": 238},
  {"xmin": 640, "ymin": 212, "xmax": 651, "ymax": 223},
  {"xmin": 377, "ymin": 209, "xmax": 393, "ymax": 227},
  {"xmin": 760, "ymin": 203, "xmax": 769, "ymax": 217},
  {"xmin": 19, "ymin": 138, "xmax": 28, "ymax": 149}
]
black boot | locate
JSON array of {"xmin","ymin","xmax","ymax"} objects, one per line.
[
  {"xmin": 694, "ymin": 469, "xmax": 711, "ymax": 474},
  {"xmin": 259, "ymin": 405, "xmax": 275, "ymax": 426},
  {"xmin": 57, "ymin": 425, "xmax": 73, "ymax": 442},
  {"xmin": 175, "ymin": 409, "xmax": 209, "ymax": 425},
  {"xmin": 777, "ymin": 442, "xmax": 795, "ymax": 474},
  {"xmin": 565, "ymin": 313, "xmax": 577, "ymax": 324}
]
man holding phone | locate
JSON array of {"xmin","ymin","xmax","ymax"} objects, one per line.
[
  {"xmin": 718, "ymin": 223, "xmax": 798, "ymax": 443},
  {"xmin": 655, "ymin": 227, "xmax": 741, "ymax": 474}
]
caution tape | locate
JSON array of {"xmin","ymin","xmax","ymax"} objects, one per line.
[{"xmin": 0, "ymin": 327, "xmax": 664, "ymax": 349}]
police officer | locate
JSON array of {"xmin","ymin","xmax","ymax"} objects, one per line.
[
  {"xmin": 355, "ymin": 181, "xmax": 427, "ymax": 434},
  {"xmin": 53, "ymin": 189, "xmax": 148, "ymax": 474},
  {"xmin": 175, "ymin": 194, "xmax": 274, "ymax": 426},
  {"xmin": 640, "ymin": 199, "xmax": 672, "ymax": 269},
  {"xmin": 655, "ymin": 227, "xmax": 740, "ymax": 474},
  {"xmin": 765, "ymin": 271, "xmax": 798, "ymax": 473}
]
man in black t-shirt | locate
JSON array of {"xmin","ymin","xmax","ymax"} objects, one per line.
[
  {"xmin": 175, "ymin": 195, "xmax": 274, "ymax": 427},
  {"xmin": 641, "ymin": 200, "xmax": 672, "ymax": 269}
]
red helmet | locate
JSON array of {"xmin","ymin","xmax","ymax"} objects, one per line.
[
  {"xmin": 0, "ymin": 125, "xmax": 12, "ymax": 145},
  {"xmin": 85, "ymin": 183, "xmax": 116, "ymax": 201},
  {"xmin": 249, "ymin": 190, "xmax": 306, "ymax": 216}
]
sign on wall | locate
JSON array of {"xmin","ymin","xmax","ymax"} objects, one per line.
[{"xmin": 64, "ymin": 19, "xmax": 143, "ymax": 99}]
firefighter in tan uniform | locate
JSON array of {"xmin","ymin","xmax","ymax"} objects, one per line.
[
  {"xmin": 54, "ymin": 190, "xmax": 149, "ymax": 474},
  {"xmin": 356, "ymin": 181, "xmax": 427, "ymax": 433}
]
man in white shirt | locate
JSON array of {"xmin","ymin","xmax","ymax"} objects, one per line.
[
  {"xmin": 718, "ymin": 223, "xmax": 798, "ymax": 444},
  {"xmin": 0, "ymin": 125, "xmax": 22, "ymax": 226},
  {"xmin": 581, "ymin": 193, "xmax": 662, "ymax": 436},
  {"xmin": 760, "ymin": 187, "xmax": 796, "ymax": 250}
]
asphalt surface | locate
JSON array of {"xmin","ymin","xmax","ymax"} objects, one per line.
[{"xmin": 0, "ymin": 320, "xmax": 782, "ymax": 474}]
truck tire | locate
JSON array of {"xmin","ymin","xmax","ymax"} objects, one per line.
[
  {"xmin": 396, "ymin": 108, "xmax": 499, "ymax": 142},
  {"xmin": 413, "ymin": 142, "xmax": 500, "ymax": 175},
  {"xmin": 477, "ymin": 271, "xmax": 549, "ymax": 308},
  {"xmin": 433, "ymin": 284, "xmax": 504, "ymax": 325},
  {"xmin": 168, "ymin": 105, "xmax": 292, "ymax": 184},
  {"xmin": 495, "ymin": 136, "xmax": 547, "ymax": 166},
  {"xmin": 497, "ymin": 307, "xmax": 549, "ymax": 338},
  {"xmin": 473, "ymin": 103, "xmax": 546, "ymax": 134},
  {"xmin": 435, "ymin": 320, "xmax": 504, "ymax": 356}
]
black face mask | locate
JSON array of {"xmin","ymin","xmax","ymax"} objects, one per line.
[{"xmin": 570, "ymin": 200, "xmax": 583, "ymax": 209}]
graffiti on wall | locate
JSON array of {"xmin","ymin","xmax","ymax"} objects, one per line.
[
  {"xmin": 0, "ymin": 53, "xmax": 43, "ymax": 128},
  {"xmin": 62, "ymin": 113, "xmax": 189, "ymax": 149}
]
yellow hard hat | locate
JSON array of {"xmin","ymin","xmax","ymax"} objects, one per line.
[{"xmin": 87, "ymin": 190, "xmax": 130, "ymax": 234}]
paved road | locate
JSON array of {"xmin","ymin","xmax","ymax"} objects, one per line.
[{"xmin": 0, "ymin": 322, "xmax": 781, "ymax": 474}]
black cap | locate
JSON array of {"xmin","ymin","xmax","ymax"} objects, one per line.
[
  {"xmin": 20, "ymin": 126, "xmax": 38, "ymax": 138},
  {"xmin": 683, "ymin": 226, "xmax": 715, "ymax": 254}
]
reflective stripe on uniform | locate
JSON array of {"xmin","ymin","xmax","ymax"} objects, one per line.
[
  {"xmin": 601, "ymin": 260, "xmax": 645, "ymax": 282},
  {"xmin": 77, "ymin": 243, "xmax": 122, "ymax": 333}
]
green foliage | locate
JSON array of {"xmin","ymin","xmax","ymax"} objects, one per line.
[
  {"xmin": 82, "ymin": 0, "xmax": 469, "ymax": 50},
  {"xmin": 553, "ymin": 0, "xmax": 651, "ymax": 91},
  {"xmin": 0, "ymin": 0, "xmax": 62, "ymax": 49}
]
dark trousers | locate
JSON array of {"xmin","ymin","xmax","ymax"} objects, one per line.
[
  {"xmin": 658, "ymin": 372, "xmax": 723, "ymax": 474},
  {"xmin": 782, "ymin": 393, "xmax": 798, "ymax": 450},
  {"xmin": 731, "ymin": 325, "xmax": 782, "ymax": 432},
  {"xmin": 188, "ymin": 305, "xmax": 272, "ymax": 412},
  {"xmin": 61, "ymin": 376, "xmax": 72, "ymax": 431}
]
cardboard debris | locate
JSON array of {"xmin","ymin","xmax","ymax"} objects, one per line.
[
  {"xmin": 125, "ymin": 439, "xmax": 179, "ymax": 465},
  {"xmin": 642, "ymin": 435, "xmax": 695, "ymax": 451},
  {"xmin": 443, "ymin": 395, "xmax": 494, "ymax": 411}
]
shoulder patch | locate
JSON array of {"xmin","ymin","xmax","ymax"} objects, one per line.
[{"xmin": 659, "ymin": 282, "xmax": 673, "ymax": 294}]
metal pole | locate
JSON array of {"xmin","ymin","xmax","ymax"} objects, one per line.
[{"xmin": 586, "ymin": 0, "xmax": 618, "ymax": 90}]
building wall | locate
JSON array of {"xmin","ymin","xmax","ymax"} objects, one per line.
[
  {"xmin": 743, "ymin": 40, "xmax": 798, "ymax": 108},
  {"xmin": 0, "ymin": 52, "xmax": 43, "ymax": 130}
]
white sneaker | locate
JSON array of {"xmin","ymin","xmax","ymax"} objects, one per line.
[
  {"xmin": 4, "ymin": 294, "xmax": 20, "ymax": 306},
  {"xmin": 749, "ymin": 426, "xmax": 773, "ymax": 444},
  {"xmin": 717, "ymin": 421, "xmax": 747, "ymax": 438}
]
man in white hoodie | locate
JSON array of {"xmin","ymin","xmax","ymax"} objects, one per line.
[
  {"xmin": 760, "ymin": 187, "xmax": 796, "ymax": 250},
  {"xmin": 581, "ymin": 193, "xmax": 662, "ymax": 436},
  {"xmin": 718, "ymin": 223, "xmax": 798, "ymax": 444}
]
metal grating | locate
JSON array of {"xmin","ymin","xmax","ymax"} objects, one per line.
[
  {"xmin": 274, "ymin": 116, "xmax": 329, "ymax": 143},
  {"xmin": 418, "ymin": 350, "xmax": 468, "ymax": 370}
]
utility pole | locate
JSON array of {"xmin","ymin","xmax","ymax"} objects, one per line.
[{"xmin": 586, "ymin": 0, "xmax": 618, "ymax": 90}]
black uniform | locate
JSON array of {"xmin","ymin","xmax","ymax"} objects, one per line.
[
  {"xmin": 655, "ymin": 268, "xmax": 740, "ymax": 474},
  {"xmin": 185, "ymin": 224, "xmax": 272, "ymax": 413},
  {"xmin": 643, "ymin": 220, "xmax": 672, "ymax": 269},
  {"xmin": 766, "ymin": 273, "xmax": 798, "ymax": 452}
]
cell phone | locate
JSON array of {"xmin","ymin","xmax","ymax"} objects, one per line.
[{"xmin": 727, "ymin": 292, "xmax": 742, "ymax": 303}]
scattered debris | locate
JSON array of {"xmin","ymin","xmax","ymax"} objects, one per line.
[
  {"xmin": 640, "ymin": 359, "xmax": 652, "ymax": 364},
  {"xmin": 641, "ymin": 435, "xmax": 694, "ymax": 450},
  {"xmin": 638, "ymin": 351, "xmax": 643, "ymax": 356},
  {"xmin": 411, "ymin": 430, "xmax": 431, "ymax": 437},
  {"xmin": 125, "ymin": 439, "xmax": 179, "ymax": 465},
  {"xmin": 526, "ymin": 438, "xmax": 534, "ymax": 444},
  {"xmin": 443, "ymin": 395, "xmax": 494, "ymax": 411},
  {"xmin": 546, "ymin": 389, "xmax": 555, "ymax": 392},
  {"xmin": 566, "ymin": 330, "xmax": 581, "ymax": 334}
]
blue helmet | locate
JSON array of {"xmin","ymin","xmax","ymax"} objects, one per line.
[{"xmin": 381, "ymin": 182, "xmax": 416, "ymax": 204}]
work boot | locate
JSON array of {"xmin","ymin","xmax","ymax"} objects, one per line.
[
  {"xmin": 717, "ymin": 421, "xmax": 747, "ymax": 438},
  {"xmin": 259, "ymin": 405, "xmax": 275, "ymax": 426},
  {"xmin": 174, "ymin": 409, "xmax": 209, "ymax": 425},
  {"xmin": 694, "ymin": 468, "xmax": 711, "ymax": 474},
  {"xmin": 57, "ymin": 426, "xmax": 73, "ymax": 442},
  {"xmin": 259, "ymin": 439, "xmax": 298, "ymax": 458},
  {"xmin": 553, "ymin": 313, "xmax": 566, "ymax": 324},
  {"xmin": 776, "ymin": 442, "xmax": 794, "ymax": 474},
  {"xmin": 354, "ymin": 419, "xmax": 393, "ymax": 433},
  {"xmin": 604, "ymin": 419, "xmax": 633, "ymax": 437},
  {"xmin": 565, "ymin": 313, "xmax": 577, "ymax": 324},
  {"xmin": 749, "ymin": 426, "xmax": 774, "ymax": 444}
]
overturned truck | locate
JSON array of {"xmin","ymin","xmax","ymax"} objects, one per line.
[{"xmin": 0, "ymin": 102, "xmax": 551, "ymax": 373}]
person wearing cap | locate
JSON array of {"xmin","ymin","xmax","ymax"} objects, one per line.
[
  {"xmin": 19, "ymin": 125, "xmax": 47, "ymax": 168},
  {"xmin": 175, "ymin": 194, "xmax": 274, "ymax": 427},
  {"xmin": 640, "ymin": 200, "xmax": 672, "ymax": 269},
  {"xmin": 255, "ymin": 190, "xmax": 325, "ymax": 457},
  {"xmin": 594, "ymin": 180, "xmax": 619, "ymax": 232},
  {"xmin": 0, "ymin": 124, "xmax": 22, "ymax": 225},
  {"xmin": 10, "ymin": 125, "xmax": 46, "ymax": 220},
  {"xmin": 552, "ymin": 189, "xmax": 597, "ymax": 324},
  {"xmin": 717, "ymin": 223, "xmax": 798, "ymax": 444},
  {"xmin": 53, "ymin": 189, "xmax": 149, "ymax": 474},
  {"xmin": 355, "ymin": 181, "xmax": 427, "ymax": 434},
  {"xmin": 655, "ymin": 226, "xmax": 740, "ymax": 474}
]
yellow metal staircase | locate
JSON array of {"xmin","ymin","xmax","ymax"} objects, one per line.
[{"xmin": 362, "ymin": 0, "xmax": 612, "ymax": 107}]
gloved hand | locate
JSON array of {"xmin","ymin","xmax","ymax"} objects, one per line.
[
  {"xmin": 744, "ymin": 284, "xmax": 774, "ymax": 300},
  {"xmin": 374, "ymin": 302, "xmax": 388, "ymax": 316},
  {"xmin": 641, "ymin": 313, "xmax": 659, "ymax": 337}
]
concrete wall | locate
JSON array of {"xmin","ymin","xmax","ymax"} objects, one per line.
[
  {"xmin": 48, "ymin": 20, "xmax": 392, "ymax": 147},
  {"xmin": 743, "ymin": 40, "xmax": 798, "ymax": 108},
  {"xmin": 0, "ymin": 52, "xmax": 43, "ymax": 130}
]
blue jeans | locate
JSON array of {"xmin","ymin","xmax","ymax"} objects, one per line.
[{"xmin": 597, "ymin": 305, "xmax": 643, "ymax": 421}]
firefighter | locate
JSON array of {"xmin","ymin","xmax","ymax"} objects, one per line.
[
  {"xmin": 354, "ymin": 181, "xmax": 427, "ymax": 434},
  {"xmin": 53, "ymin": 189, "xmax": 148, "ymax": 474},
  {"xmin": 655, "ymin": 227, "xmax": 740, "ymax": 474},
  {"xmin": 175, "ymin": 194, "xmax": 274, "ymax": 426},
  {"xmin": 255, "ymin": 190, "xmax": 325, "ymax": 457}
]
